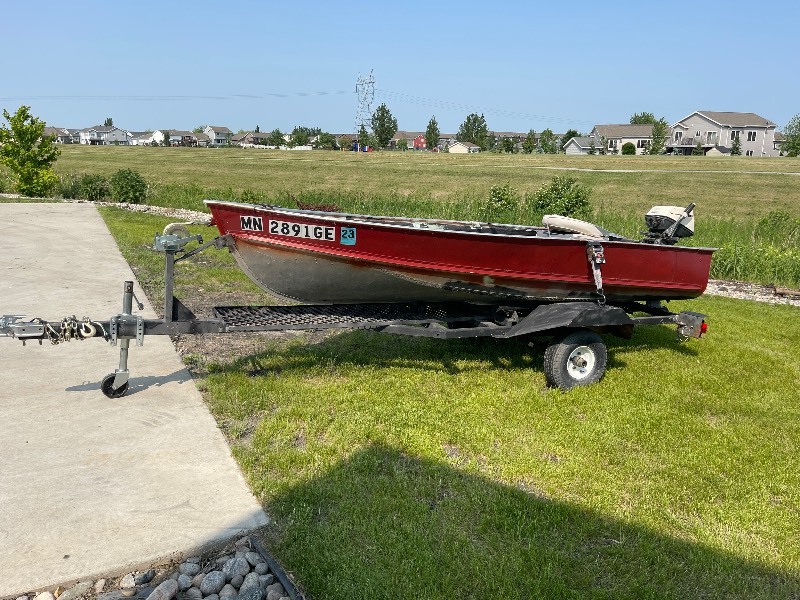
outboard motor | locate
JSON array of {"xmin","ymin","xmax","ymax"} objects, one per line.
[{"xmin": 642, "ymin": 203, "xmax": 695, "ymax": 245}]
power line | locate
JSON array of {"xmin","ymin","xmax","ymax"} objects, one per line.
[{"xmin": 376, "ymin": 89, "xmax": 594, "ymax": 128}]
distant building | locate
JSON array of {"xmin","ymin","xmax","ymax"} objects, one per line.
[
  {"xmin": 668, "ymin": 111, "xmax": 779, "ymax": 156},
  {"xmin": 448, "ymin": 141, "xmax": 480, "ymax": 154},
  {"xmin": 203, "ymin": 125, "xmax": 233, "ymax": 147}
]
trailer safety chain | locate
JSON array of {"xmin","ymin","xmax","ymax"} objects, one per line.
[
  {"xmin": 35, "ymin": 316, "xmax": 105, "ymax": 345},
  {"xmin": 586, "ymin": 242, "xmax": 606, "ymax": 305}
]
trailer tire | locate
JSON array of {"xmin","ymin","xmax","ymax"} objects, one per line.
[
  {"xmin": 544, "ymin": 329, "xmax": 607, "ymax": 390},
  {"xmin": 101, "ymin": 373, "xmax": 129, "ymax": 398}
]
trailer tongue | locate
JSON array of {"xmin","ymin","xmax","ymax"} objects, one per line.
[{"xmin": 1, "ymin": 226, "xmax": 708, "ymax": 396}]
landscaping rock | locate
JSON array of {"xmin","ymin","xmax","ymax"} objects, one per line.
[
  {"xmin": 200, "ymin": 571, "xmax": 226, "ymax": 595},
  {"xmin": 144, "ymin": 579, "xmax": 178, "ymax": 600},
  {"xmin": 179, "ymin": 562, "xmax": 202, "ymax": 577},
  {"xmin": 177, "ymin": 573, "xmax": 192, "ymax": 591},
  {"xmin": 218, "ymin": 583, "xmax": 238, "ymax": 599},
  {"xmin": 239, "ymin": 572, "xmax": 262, "ymax": 593},
  {"xmin": 230, "ymin": 574, "xmax": 245, "ymax": 588},
  {"xmin": 238, "ymin": 587, "xmax": 264, "ymax": 600},
  {"xmin": 185, "ymin": 587, "xmax": 203, "ymax": 600},
  {"xmin": 58, "ymin": 582, "xmax": 93, "ymax": 600},
  {"xmin": 254, "ymin": 562, "xmax": 270, "ymax": 575},
  {"xmin": 245, "ymin": 551, "xmax": 262, "ymax": 567},
  {"xmin": 222, "ymin": 556, "xmax": 251, "ymax": 581},
  {"xmin": 135, "ymin": 569, "xmax": 157, "ymax": 585}
]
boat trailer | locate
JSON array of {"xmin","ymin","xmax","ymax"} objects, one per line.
[{"xmin": 1, "ymin": 228, "xmax": 708, "ymax": 396}]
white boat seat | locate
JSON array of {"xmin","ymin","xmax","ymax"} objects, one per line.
[{"xmin": 542, "ymin": 215, "xmax": 609, "ymax": 239}]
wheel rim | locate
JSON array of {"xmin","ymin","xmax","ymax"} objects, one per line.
[{"xmin": 567, "ymin": 345, "xmax": 596, "ymax": 380}]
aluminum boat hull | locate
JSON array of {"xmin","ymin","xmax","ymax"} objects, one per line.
[{"xmin": 206, "ymin": 201, "xmax": 714, "ymax": 304}]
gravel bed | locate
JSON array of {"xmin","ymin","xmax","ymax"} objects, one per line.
[{"xmin": 9, "ymin": 535, "xmax": 301, "ymax": 600}]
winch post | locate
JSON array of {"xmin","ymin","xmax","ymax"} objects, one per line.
[
  {"xmin": 164, "ymin": 250, "xmax": 176, "ymax": 323},
  {"xmin": 113, "ymin": 281, "xmax": 134, "ymax": 389}
]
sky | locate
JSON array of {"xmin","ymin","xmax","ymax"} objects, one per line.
[{"xmin": 2, "ymin": 1, "xmax": 798, "ymax": 135}]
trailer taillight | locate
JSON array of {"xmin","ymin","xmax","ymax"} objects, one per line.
[{"xmin": 700, "ymin": 321, "xmax": 708, "ymax": 336}]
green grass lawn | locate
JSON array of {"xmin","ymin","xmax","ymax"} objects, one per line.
[
  {"xmin": 56, "ymin": 146, "xmax": 800, "ymax": 220},
  {"xmin": 99, "ymin": 207, "xmax": 800, "ymax": 599}
]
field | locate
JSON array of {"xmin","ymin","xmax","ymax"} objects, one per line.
[
  {"xmin": 54, "ymin": 145, "xmax": 800, "ymax": 220},
  {"xmin": 5, "ymin": 148, "xmax": 800, "ymax": 597}
]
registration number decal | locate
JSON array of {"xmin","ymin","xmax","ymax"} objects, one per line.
[{"xmin": 269, "ymin": 220, "xmax": 335, "ymax": 241}]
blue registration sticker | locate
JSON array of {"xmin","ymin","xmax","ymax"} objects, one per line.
[{"xmin": 340, "ymin": 227, "xmax": 357, "ymax": 245}]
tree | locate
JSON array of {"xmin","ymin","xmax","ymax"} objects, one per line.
[
  {"xmin": 561, "ymin": 129, "xmax": 580, "ymax": 151},
  {"xmin": 730, "ymin": 134, "xmax": 742, "ymax": 156},
  {"xmin": 692, "ymin": 141, "xmax": 705, "ymax": 156},
  {"xmin": 649, "ymin": 118, "xmax": 669, "ymax": 155},
  {"xmin": 621, "ymin": 142, "xmax": 636, "ymax": 155},
  {"xmin": 267, "ymin": 128, "xmax": 285, "ymax": 147},
  {"xmin": 313, "ymin": 132, "xmax": 337, "ymax": 150},
  {"xmin": 425, "ymin": 116, "xmax": 440, "ymax": 152},
  {"xmin": 539, "ymin": 128, "xmax": 558, "ymax": 154},
  {"xmin": 522, "ymin": 130, "xmax": 537, "ymax": 154},
  {"xmin": 370, "ymin": 103, "xmax": 398, "ymax": 149},
  {"xmin": 630, "ymin": 112, "xmax": 656, "ymax": 125},
  {"xmin": 588, "ymin": 140, "xmax": 596, "ymax": 155},
  {"xmin": 501, "ymin": 138, "xmax": 516, "ymax": 153},
  {"xmin": 290, "ymin": 126, "xmax": 310, "ymax": 147},
  {"xmin": 457, "ymin": 113, "xmax": 489, "ymax": 150},
  {"xmin": 255, "ymin": 125, "xmax": 260, "ymax": 133},
  {"xmin": 160, "ymin": 129, "xmax": 171, "ymax": 146},
  {"xmin": 0, "ymin": 105, "xmax": 61, "ymax": 196},
  {"xmin": 782, "ymin": 114, "xmax": 800, "ymax": 157},
  {"xmin": 104, "ymin": 117, "xmax": 113, "ymax": 127},
  {"xmin": 357, "ymin": 124, "xmax": 371, "ymax": 149},
  {"xmin": 396, "ymin": 137, "xmax": 408, "ymax": 151}
]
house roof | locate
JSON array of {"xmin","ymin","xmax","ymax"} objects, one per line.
[
  {"xmin": 207, "ymin": 126, "xmax": 232, "ymax": 133},
  {"xmin": 774, "ymin": 131, "xmax": 785, "ymax": 141},
  {"xmin": 566, "ymin": 136, "xmax": 595, "ymax": 148},
  {"xmin": 133, "ymin": 131, "xmax": 154, "ymax": 139},
  {"xmin": 450, "ymin": 141, "xmax": 479, "ymax": 148},
  {"xmin": 195, "ymin": 132, "xmax": 210, "ymax": 141},
  {"xmin": 392, "ymin": 131, "xmax": 424, "ymax": 140},
  {"xmin": 593, "ymin": 124, "xmax": 653, "ymax": 138},
  {"xmin": 678, "ymin": 111, "xmax": 776, "ymax": 128}
]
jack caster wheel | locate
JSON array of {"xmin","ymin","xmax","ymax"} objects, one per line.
[
  {"xmin": 101, "ymin": 373, "xmax": 129, "ymax": 398},
  {"xmin": 544, "ymin": 329, "xmax": 607, "ymax": 390}
]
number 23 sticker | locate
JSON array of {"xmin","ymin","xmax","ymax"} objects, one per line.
[{"xmin": 340, "ymin": 227, "xmax": 357, "ymax": 246}]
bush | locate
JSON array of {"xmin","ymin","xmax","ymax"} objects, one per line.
[
  {"xmin": 57, "ymin": 173, "xmax": 82, "ymax": 199},
  {"xmin": 110, "ymin": 168, "xmax": 147, "ymax": 204},
  {"xmin": 486, "ymin": 183, "xmax": 518, "ymax": 211},
  {"xmin": 79, "ymin": 173, "xmax": 110, "ymax": 200},
  {"xmin": 526, "ymin": 176, "xmax": 591, "ymax": 218},
  {"xmin": 621, "ymin": 142, "xmax": 636, "ymax": 155}
]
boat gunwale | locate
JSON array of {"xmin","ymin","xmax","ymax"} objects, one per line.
[{"xmin": 205, "ymin": 200, "xmax": 718, "ymax": 252}]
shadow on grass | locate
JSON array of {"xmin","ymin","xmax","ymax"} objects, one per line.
[
  {"xmin": 262, "ymin": 443, "xmax": 797, "ymax": 600},
  {"xmin": 209, "ymin": 323, "xmax": 698, "ymax": 380}
]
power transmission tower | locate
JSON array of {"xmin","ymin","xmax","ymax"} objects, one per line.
[{"xmin": 354, "ymin": 70, "xmax": 375, "ymax": 150}]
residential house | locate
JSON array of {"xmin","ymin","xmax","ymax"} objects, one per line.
[
  {"xmin": 668, "ymin": 111, "xmax": 778, "ymax": 156},
  {"xmin": 589, "ymin": 124, "xmax": 653, "ymax": 155},
  {"xmin": 563, "ymin": 136, "xmax": 598, "ymax": 155},
  {"xmin": 203, "ymin": 125, "xmax": 233, "ymax": 147},
  {"xmin": 194, "ymin": 132, "xmax": 211, "ymax": 147},
  {"xmin": 231, "ymin": 131, "xmax": 270, "ymax": 147},
  {"xmin": 79, "ymin": 125, "xmax": 132, "ymax": 145},
  {"xmin": 437, "ymin": 133, "xmax": 457, "ymax": 149},
  {"xmin": 390, "ymin": 131, "xmax": 424, "ymax": 150},
  {"xmin": 131, "ymin": 131, "xmax": 156, "ymax": 146},
  {"xmin": 447, "ymin": 141, "xmax": 480, "ymax": 154},
  {"xmin": 42, "ymin": 127, "xmax": 73, "ymax": 144}
]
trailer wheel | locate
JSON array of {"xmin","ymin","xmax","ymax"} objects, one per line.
[
  {"xmin": 101, "ymin": 373, "xmax": 129, "ymax": 398},
  {"xmin": 544, "ymin": 329, "xmax": 607, "ymax": 390}
]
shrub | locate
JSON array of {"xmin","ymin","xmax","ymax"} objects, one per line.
[
  {"xmin": 57, "ymin": 173, "xmax": 82, "ymax": 199},
  {"xmin": 621, "ymin": 142, "xmax": 636, "ymax": 155},
  {"xmin": 526, "ymin": 176, "xmax": 591, "ymax": 218},
  {"xmin": 110, "ymin": 168, "xmax": 147, "ymax": 204},
  {"xmin": 79, "ymin": 173, "xmax": 110, "ymax": 200},
  {"xmin": 486, "ymin": 183, "xmax": 518, "ymax": 211}
]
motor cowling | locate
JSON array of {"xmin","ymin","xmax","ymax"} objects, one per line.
[{"xmin": 642, "ymin": 204, "xmax": 695, "ymax": 244}]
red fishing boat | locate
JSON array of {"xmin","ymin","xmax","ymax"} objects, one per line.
[{"xmin": 206, "ymin": 200, "xmax": 714, "ymax": 304}]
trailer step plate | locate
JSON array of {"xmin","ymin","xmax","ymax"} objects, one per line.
[{"xmin": 213, "ymin": 302, "xmax": 485, "ymax": 331}]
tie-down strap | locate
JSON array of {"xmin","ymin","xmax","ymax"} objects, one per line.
[{"xmin": 586, "ymin": 242, "xmax": 606, "ymax": 304}]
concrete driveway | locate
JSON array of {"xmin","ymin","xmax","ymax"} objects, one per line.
[{"xmin": 0, "ymin": 203, "xmax": 268, "ymax": 596}]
